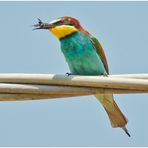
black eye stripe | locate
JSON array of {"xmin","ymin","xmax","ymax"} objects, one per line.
[
  {"xmin": 53, "ymin": 20, "xmax": 74, "ymax": 26},
  {"xmin": 55, "ymin": 20, "xmax": 63, "ymax": 24}
]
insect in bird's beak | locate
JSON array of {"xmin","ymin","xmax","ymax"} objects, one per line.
[{"xmin": 33, "ymin": 18, "xmax": 53, "ymax": 30}]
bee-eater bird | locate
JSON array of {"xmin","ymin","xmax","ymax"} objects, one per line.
[{"xmin": 33, "ymin": 16, "xmax": 130, "ymax": 137}]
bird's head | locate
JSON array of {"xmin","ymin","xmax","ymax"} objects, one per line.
[{"xmin": 33, "ymin": 16, "xmax": 90, "ymax": 39}]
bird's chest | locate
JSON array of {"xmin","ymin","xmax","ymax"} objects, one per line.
[{"xmin": 60, "ymin": 32, "xmax": 106, "ymax": 75}]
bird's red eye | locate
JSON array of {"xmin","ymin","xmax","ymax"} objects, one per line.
[{"xmin": 59, "ymin": 20, "xmax": 64, "ymax": 24}]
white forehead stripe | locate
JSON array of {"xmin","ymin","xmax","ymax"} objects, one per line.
[{"xmin": 50, "ymin": 18, "xmax": 61, "ymax": 24}]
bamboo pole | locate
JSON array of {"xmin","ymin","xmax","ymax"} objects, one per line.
[
  {"xmin": 111, "ymin": 74, "xmax": 148, "ymax": 79},
  {"xmin": 0, "ymin": 84, "xmax": 147, "ymax": 101},
  {"xmin": 0, "ymin": 93, "xmax": 88, "ymax": 101},
  {"xmin": 0, "ymin": 73, "xmax": 148, "ymax": 101},
  {"xmin": 0, "ymin": 83, "xmax": 148, "ymax": 95},
  {"xmin": 0, "ymin": 73, "xmax": 148, "ymax": 91}
]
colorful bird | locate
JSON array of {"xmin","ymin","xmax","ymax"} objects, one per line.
[{"xmin": 33, "ymin": 16, "xmax": 130, "ymax": 137}]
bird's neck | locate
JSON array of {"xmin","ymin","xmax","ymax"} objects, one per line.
[{"xmin": 50, "ymin": 25, "xmax": 78, "ymax": 39}]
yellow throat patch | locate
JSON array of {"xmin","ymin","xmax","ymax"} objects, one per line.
[{"xmin": 50, "ymin": 25, "xmax": 78, "ymax": 39}]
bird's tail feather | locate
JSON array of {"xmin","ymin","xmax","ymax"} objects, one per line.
[{"xmin": 95, "ymin": 94, "xmax": 130, "ymax": 137}]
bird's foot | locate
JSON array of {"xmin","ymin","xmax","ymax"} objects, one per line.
[
  {"xmin": 122, "ymin": 127, "xmax": 131, "ymax": 137},
  {"xmin": 99, "ymin": 72, "xmax": 108, "ymax": 77},
  {"xmin": 66, "ymin": 72, "xmax": 72, "ymax": 76},
  {"xmin": 103, "ymin": 72, "xmax": 108, "ymax": 77}
]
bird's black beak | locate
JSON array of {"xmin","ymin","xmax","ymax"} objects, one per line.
[{"xmin": 33, "ymin": 18, "xmax": 53, "ymax": 30}]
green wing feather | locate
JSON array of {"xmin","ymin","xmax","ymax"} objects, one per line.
[{"xmin": 90, "ymin": 36, "xmax": 109, "ymax": 74}]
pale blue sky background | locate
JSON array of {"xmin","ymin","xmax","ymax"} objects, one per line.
[{"xmin": 0, "ymin": 1, "xmax": 148, "ymax": 146}]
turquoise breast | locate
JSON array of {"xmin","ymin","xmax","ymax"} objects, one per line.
[{"xmin": 60, "ymin": 31, "xmax": 106, "ymax": 75}]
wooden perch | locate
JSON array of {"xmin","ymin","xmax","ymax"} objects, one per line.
[{"xmin": 0, "ymin": 73, "xmax": 148, "ymax": 101}]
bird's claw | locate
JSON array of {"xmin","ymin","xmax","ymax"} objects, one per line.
[
  {"xmin": 103, "ymin": 72, "xmax": 108, "ymax": 77},
  {"xmin": 99, "ymin": 72, "xmax": 108, "ymax": 77},
  {"xmin": 66, "ymin": 72, "xmax": 72, "ymax": 76}
]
